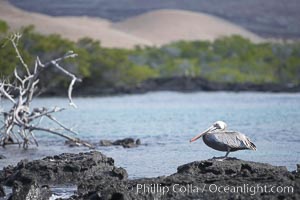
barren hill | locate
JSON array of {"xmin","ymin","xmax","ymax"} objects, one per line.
[
  {"xmin": 0, "ymin": 0, "xmax": 152, "ymax": 48},
  {"xmin": 0, "ymin": 0, "xmax": 263, "ymax": 48},
  {"xmin": 9, "ymin": 0, "xmax": 300, "ymax": 39},
  {"xmin": 113, "ymin": 9, "xmax": 262, "ymax": 45}
]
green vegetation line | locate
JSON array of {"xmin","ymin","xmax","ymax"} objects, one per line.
[{"xmin": 0, "ymin": 20, "xmax": 299, "ymax": 92}]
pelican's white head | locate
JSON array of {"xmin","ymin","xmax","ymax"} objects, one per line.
[
  {"xmin": 190, "ymin": 121, "xmax": 227, "ymax": 142},
  {"xmin": 213, "ymin": 121, "xmax": 227, "ymax": 131}
]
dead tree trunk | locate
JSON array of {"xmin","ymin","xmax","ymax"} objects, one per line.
[{"xmin": 0, "ymin": 33, "xmax": 93, "ymax": 149}]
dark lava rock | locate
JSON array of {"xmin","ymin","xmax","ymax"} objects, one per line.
[
  {"xmin": 113, "ymin": 138, "xmax": 138, "ymax": 148},
  {"xmin": 113, "ymin": 138, "xmax": 135, "ymax": 146},
  {"xmin": 2, "ymin": 152, "xmax": 299, "ymax": 199},
  {"xmin": 99, "ymin": 138, "xmax": 141, "ymax": 148},
  {"xmin": 0, "ymin": 155, "xmax": 6, "ymax": 159},
  {"xmin": 99, "ymin": 140, "xmax": 113, "ymax": 146},
  {"xmin": 1, "ymin": 168, "xmax": 51, "ymax": 200},
  {"xmin": 0, "ymin": 184, "xmax": 5, "ymax": 197},
  {"xmin": 136, "ymin": 139, "xmax": 141, "ymax": 145},
  {"xmin": 3, "ymin": 151, "xmax": 127, "ymax": 186},
  {"xmin": 64, "ymin": 140, "xmax": 82, "ymax": 147},
  {"xmin": 2, "ymin": 151, "xmax": 127, "ymax": 200},
  {"xmin": 74, "ymin": 158, "xmax": 299, "ymax": 200},
  {"xmin": 8, "ymin": 179, "xmax": 51, "ymax": 200}
]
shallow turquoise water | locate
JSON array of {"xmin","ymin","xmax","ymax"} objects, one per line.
[{"xmin": 1, "ymin": 92, "xmax": 300, "ymax": 178}]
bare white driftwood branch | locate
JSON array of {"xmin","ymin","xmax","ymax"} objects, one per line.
[
  {"xmin": 50, "ymin": 60, "xmax": 82, "ymax": 108},
  {"xmin": 0, "ymin": 33, "xmax": 93, "ymax": 149},
  {"xmin": 10, "ymin": 33, "xmax": 31, "ymax": 76}
]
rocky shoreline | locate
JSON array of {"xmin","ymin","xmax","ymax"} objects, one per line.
[
  {"xmin": 45, "ymin": 77, "xmax": 300, "ymax": 97},
  {"xmin": 128, "ymin": 77, "xmax": 300, "ymax": 93},
  {"xmin": 0, "ymin": 151, "xmax": 299, "ymax": 200}
]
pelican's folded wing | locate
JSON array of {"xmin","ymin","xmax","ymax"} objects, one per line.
[{"xmin": 213, "ymin": 131, "xmax": 256, "ymax": 150}]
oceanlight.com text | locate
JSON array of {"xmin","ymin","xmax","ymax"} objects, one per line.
[{"xmin": 132, "ymin": 183, "xmax": 294, "ymax": 196}]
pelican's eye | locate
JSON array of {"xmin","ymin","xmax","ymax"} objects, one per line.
[{"xmin": 214, "ymin": 123, "xmax": 220, "ymax": 129}]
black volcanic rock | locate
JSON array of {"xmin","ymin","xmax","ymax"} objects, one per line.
[
  {"xmin": 8, "ymin": 179, "xmax": 51, "ymax": 200},
  {"xmin": 113, "ymin": 138, "xmax": 139, "ymax": 148},
  {"xmin": 64, "ymin": 140, "xmax": 82, "ymax": 147},
  {"xmin": 2, "ymin": 151, "xmax": 128, "ymax": 200},
  {"xmin": 3, "ymin": 151, "xmax": 127, "ymax": 186},
  {"xmin": 99, "ymin": 139, "xmax": 113, "ymax": 146},
  {"xmin": 75, "ymin": 158, "xmax": 299, "ymax": 200},
  {"xmin": 0, "ymin": 155, "xmax": 6, "ymax": 159},
  {"xmin": 0, "ymin": 184, "xmax": 5, "ymax": 197},
  {"xmin": 1, "ymin": 152, "xmax": 299, "ymax": 199},
  {"xmin": 99, "ymin": 138, "xmax": 141, "ymax": 148}
]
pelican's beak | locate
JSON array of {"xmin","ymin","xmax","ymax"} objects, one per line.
[{"xmin": 190, "ymin": 126, "xmax": 215, "ymax": 143}]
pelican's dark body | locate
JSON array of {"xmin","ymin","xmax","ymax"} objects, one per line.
[
  {"xmin": 190, "ymin": 121, "xmax": 256, "ymax": 158},
  {"xmin": 202, "ymin": 131, "xmax": 256, "ymax": 152}
]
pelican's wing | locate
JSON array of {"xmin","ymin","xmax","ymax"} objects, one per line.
[{"xmin": 213, "ymin": 131, "xmax": 256, "ymax": 150}]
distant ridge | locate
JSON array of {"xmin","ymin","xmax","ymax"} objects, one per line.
[
  {"xmin": 9, "ymin": 0, "xmax": 300, "ymax": 39},
  {"xmin": 0, "ymin": 0, "xmax": 152, "ymax": 48},
  {"xmin": 0, "ymin": 0, "xmax": 263, "ymax": 48},
  {"xmin": 113, "ymin": 9, "xmax": 263, "ymax": 45}
]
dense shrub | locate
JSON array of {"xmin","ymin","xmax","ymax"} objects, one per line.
[{"xmin": 0, "ymin": 20, "xmax": 299, "ymax": 92}]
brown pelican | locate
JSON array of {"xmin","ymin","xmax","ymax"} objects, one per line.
[{"xmin": 190, "ymin": 121, "xmax": 256, "ymax": 159}]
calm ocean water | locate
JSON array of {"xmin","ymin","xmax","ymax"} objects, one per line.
[{"xmin": 1, "ymin": 92, "xmax": 300, "ymax": 178}]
